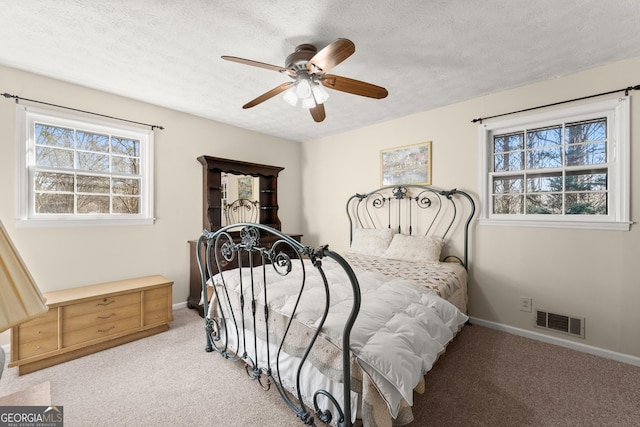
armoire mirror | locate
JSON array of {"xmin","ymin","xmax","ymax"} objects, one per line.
[
  {"xmin": 221, "ymin": 173, "xmax": 260, "ymax": 226},
  {"xmin": 197, "ymin": 156, "xmax": 284, "ymax": 231}
]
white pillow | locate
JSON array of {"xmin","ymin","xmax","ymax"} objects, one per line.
[
  {"xmin": 349, "ymin": 228, "xmax": 395, "ymax": 256},
  {"xmin": 382, "ymin": 234, "xmax": 443, "ymax": 263}
]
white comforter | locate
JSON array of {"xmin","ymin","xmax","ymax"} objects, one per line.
[{"xmin": 211, "ymin": 257, "xmax": 468, "ymax": 418}]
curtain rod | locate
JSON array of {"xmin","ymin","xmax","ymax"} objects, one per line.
[
  {"xmin": 471, "ymin": 84, "xmax": 640, "ymax": 124},
  {"xmin": 1, "ymin": 92, "xmax": 164, "ymax": 130}
]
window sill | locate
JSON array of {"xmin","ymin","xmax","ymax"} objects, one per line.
[
  {"xmin": 479, "ymin": 218, "xmax": 631, "ymax": 231},
  {"xmin": 15, "ymin": 217, "xmax": 156, "ymax": 228}
]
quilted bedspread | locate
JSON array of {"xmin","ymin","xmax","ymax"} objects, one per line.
[
  {"xmin": 210, "ymin": 257, "xmax": 468, "ymax": 424},
  {"xmin": 343, "ymin": 252, "xmax": 467, "ymax": 302}
]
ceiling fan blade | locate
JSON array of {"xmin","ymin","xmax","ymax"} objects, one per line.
[
  {"xmin": 242, "ymin": 82, "xmax": 294, "ymax": 109},
  {"xmin": 308, "ymin": 38, "xmax": 355, "ymax": 73},
  {"xmin": 321, "ymin": 74, "xmax": 388, "ymax": 99},
  {"xmin": 309, "ymin": 103, "xmax": 326, "ymax": 122},
  {"xmin": 222, "ymin": 56, "xmax": 287, "ymax": 73}
]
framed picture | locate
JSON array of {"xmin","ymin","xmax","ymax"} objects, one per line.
[
  {"xmin": 237, "ymin": 176, "xmax": 253, "ymax": 199},
  {"xmin": 381, "ymin": 142, "xmax": 432, "ymax": 186}
]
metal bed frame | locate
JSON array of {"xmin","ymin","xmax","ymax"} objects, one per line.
[
  {"xmin": 197, "ymin": 223, "xmax": 361, "ymax": 427},
  {"xmin": 223, "ymin": 198, "xmax": 260, "ymax": 225},
  {"xmin": 196, "ymin": 185, "xmax": 475, "ymax": 426},
  {"xmin": 346, "ymin": 185, "xmax": 476, "ymax": 268}
]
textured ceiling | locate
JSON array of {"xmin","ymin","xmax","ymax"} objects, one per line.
[{"xmin": 1, "ymin": 1, "xmax": 640, "ymax": 142}]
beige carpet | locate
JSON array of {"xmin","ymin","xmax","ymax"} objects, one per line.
[
  {"xmin": 0, "ymin": 308, "xmax": 300, "ymax": 427},
  {"xmin": 0, "ymin": 381, "xmax": 51, "ymax": 406},
  {"xmin": 1, "ymin": 308, "xmax": 639, "ymax": 426},
  {"xmin": 412, "ymin": 325, "xmax": 640, "ymax": 426}
]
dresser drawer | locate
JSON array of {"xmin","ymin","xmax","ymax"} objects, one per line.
[
  {"xmin": 63, "ymin": 292, "xmax": 141, "ymax": 319},
  {"xmin": 18, "ymin": 335, "xmax": 59, "ymax": 360},
  {"xmin": 17, "ymin": 309, "xmax": 58, "ymax": 342},
  {"xmin": 62, "ymin": 314, "xmax": 141, "ymax": 348},
  {"xmin": 62, "ymin": 303, "xmax": 141, "ymax": 334},
  {"xmin": 143, "ymin": 286, "xmax": 171, "ymax": 325},
  {"xmin": 19, "ymin": 308, "xmax": 57, "ymax": 327},
  {"xmin": 144, "ymin": 308, "xmax": 171, "ymax": 325},
  {"xmin": 144, "ymin": 286, "xmax": 170, "ymax": 304},
  {"xmin": 16, "ymin": 309, "xmax": 59, "ymax": 359}
]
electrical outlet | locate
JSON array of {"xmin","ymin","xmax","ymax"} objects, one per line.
[{"xmin": 519, "ymin": 296, "xmax": 532, "ymax": 312}]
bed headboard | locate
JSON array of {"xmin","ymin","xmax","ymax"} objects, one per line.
[
  {"xmin": 224, "ymin": 198, "xmax": 260, "ymax": 225},
  {"xmin": 346, "ymin": 185, "xmax": 476, "ymax": 268}
]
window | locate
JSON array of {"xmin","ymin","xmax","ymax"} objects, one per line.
[
  {"xmin": 479, "ymin": 97, "xmax": 630, "ymax": 230},
  {"xmin": 16, "ymin": 106, "xmax": 154, "ymax": 226}
]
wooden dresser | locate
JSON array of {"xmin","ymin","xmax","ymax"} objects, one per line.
[
  {"xmin": 189, "ymin": 156, "xmax": 302, "ymax": 316},
  {"xmin": 9, "ymin": 275, "xmax": 173, "ymax": 375}
]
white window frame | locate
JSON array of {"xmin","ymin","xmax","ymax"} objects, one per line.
[
  {"xmin": 479, "ymin": 97, "xmax": 630, "ymax": 231},
  {"xmin": 16, "ymin": 105, "xmax": 155, "ymax": 227}
]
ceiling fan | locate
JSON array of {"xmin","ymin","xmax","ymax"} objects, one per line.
[{"xmin": 221, "ymin": 38, "xmax": 388, "ymax": 123}]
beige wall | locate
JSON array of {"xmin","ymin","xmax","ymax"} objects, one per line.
[
  {"xmin": 301, "ymin": 56, "xmax": 640, "ymax": 359},
  {"xmin": 0, "ymin": 65, "xmax": 302, "ymax": 346},
  {"xmin": 3, "ymin": 56, "xmax": 640, "ymax": 360}
]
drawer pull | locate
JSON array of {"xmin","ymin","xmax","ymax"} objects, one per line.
[
  {"xmin": 97, "ymin": 313, "xmax": 115, "ymax": 320},
  {"xmin": 98, "ymin": 326, "xmax": 115, "ymax": 333},
  {"xmin": 97, "ymin": 300, "xmax": 115, "ymax": 307}
]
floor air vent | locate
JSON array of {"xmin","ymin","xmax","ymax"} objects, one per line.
[{"xmin": 535, "ymin": 309, "xmax": 584, "ymax": 338}]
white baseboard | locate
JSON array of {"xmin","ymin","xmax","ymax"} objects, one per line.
[
  {"xmin": 469, "ymin": 316, "xmax": 640, "ymax": 368},
  {"xmin": 172, "ymin": 301, "xmax": 187, "ymax": 310}
]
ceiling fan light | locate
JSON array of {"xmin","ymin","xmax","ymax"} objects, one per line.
[
  {"xmin": 312, "ymin": 84, "xmax": 329, "ymax": 104},
  {"xmin": 301, "ymin": 96, "xmax": 316, "ymax": 109},
  {"xmin": 282, "ymin": 87, "xmax": 298, "ymax": 107},
  {"xmin": 295, "ymin": 78, "xmax": 312, "ymax": 98}
]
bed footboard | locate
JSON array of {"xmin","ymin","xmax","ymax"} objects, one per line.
[{"xmin": 197, "ymin": 223, "xmax": 361, "ymax": 427}]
